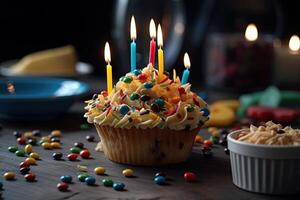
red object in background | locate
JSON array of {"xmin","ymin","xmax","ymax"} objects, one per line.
[
  {"xmin": 247, "ymin": 106, "xmax": 300, "ymax": 123},
  {"xmin": 149, "ymin": 39, "xmax": 156, "ymax": 66}
]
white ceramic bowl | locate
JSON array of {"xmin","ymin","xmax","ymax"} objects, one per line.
[{"xmin": 228, "ymin": 129, "xmax": 300, "ymax": 194}]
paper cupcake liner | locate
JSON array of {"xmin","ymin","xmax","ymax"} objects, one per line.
[
  {"xmin": 95, "ymin": 124, "xmax": 200, "ymax": 166},
  {"xmin": 228, "ymin": 130, "xmax": 300, "ymax": 194}
]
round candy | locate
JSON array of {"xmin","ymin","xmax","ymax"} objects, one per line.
[
  {"xmin": 154, "ymin": 176, "xmax": 166, "ymax": 185},
  {"xmin": 80, "ymin": 123, "xmax": 90, "ymax": 130},
  {"xmin": 60, "ymin": 175, "xmax": 72, "ymax": 183},
  {"xmin": 210, "ymin": 136, "xmax": 219, "ymax": 144},
  {"xmin": 4, "ymin": 172, "xmax": 15, "ymax": 180},
  {"xmin": 67, "ymin": 153, "xmax": 78, "ymax": 161},
  {"xmin": 74, "ymin": 142, "xmax": 84, "ymax": 149},
  {"xmin": 203, "ymin": 140, "xmax": 213, "ymax": 147},
  {"xmin": 51, "ymin": 137, "xmax": 60, "ymax": 143},
  {"xmin": 53, "ymin": 152, "xmax": 63, "ymax": 160},
  {"xmin": 183, "ymin": 172, "xmax": 197, "ymax": 182},
  {"xmin": 94, "ymin": 167, "xmax": 106, "ymax": 175},
  {"xmin": 130, "ymin": 93, "xmax": 140, "ymax": 101},
  {"xmin": 137, "ymin": 73, "xmax": 147, "ymax": 82},
  {"xmin": 154, "ymin": 98, "xmax": 165, "ymax": 107},
  {"xmin": 20, "ymin": 167, "xmax": 30, "ymax": 175},
  {"xmin": 70, "ymin": 147, "xmax": 81, "ymax": 154},
  {"xmin": 25, "ymin": 157, "xmax": 37, "ymax": 165},
  {"xmin": 200, "ymin": 108, "xmax": 210, "ymax": 117},
  {"xmin": 85, "ymin": 176, "xmax": 96, "ymax": 185},
  {"xmin": 77, "ymin": 174, "xmax": 89, "ymax": 182},
  {"xmin": 150, "ymin": 103, "xmax": 160, "ymax": 113},
  {"xmin": 32, "ymin": 130, "xmax": 41, "ymax": 136},
  {"xmin": 122, "ymin": 169, "xmax": 134, "ymax": 177},
  {"xmin": 15, "ymin": 150, "xmax": 26, "ymax": 157},
  {"xmin": 29, "ymin": 152, "xmax": 40, "ymax": 160},
  {"xmin": 13, "ymin": 131, "xmax": 22, "ymax": 138},
  {"xmin": 80, "ymin": 150, "xmax": 90, "ymax": 159},
  {"xmin": 102, "ymin": 179, "xmax": 113, "ymax": 187},
  {"xmin": 187, "ymin": 105, "xmax": 194, "ymax": 112},
  {"xmin": 51, "ymin": 130, "xmax": 62, "ymax": 137},
  {"xmin": 19, "ymin": 161, "xmax": 30, "ymax": 168},
  {"xmin": 40, "ymin": 136, "xmax": 51, "ymax": 143},
  {"xmin": 144, "ymin": 82, "xmax": 153, "ymax": 89},
  {"xmin": 140, "ymin": 95, "xmax": 151, "ymax": 102},
  {"xmin": 113, "ymin": 182, "xmax": 125, "ymax": 191},
  {"xmin": 8, "ymin": 146, "xmax": 18, "ymax": 153},
  {"xmin": 123, "ymin": 76, "xmax": 133, "ymax": 83},
  {"xmin": 119, "ymin": 104, "xmax": 130, "ymax": 115},
  {"xmin": 24, "ymin": 131, "xmax": 33, "ymax": 138},
  {"xmin": 154, "ymin": 172, "xmax": 166, "ymax": 178},
  {"xmin": 41, "ymin": 142, "xmax": 52, "ymax": 150},
  {"xmin": 17, "ymin": 137, "xmax": 27, "ymax": 145},
  {"xmin": 194, "ymin": 135, "xmax": 204, "ymax": 143},
  {"xmin": 132, "ymin": 69, "xmax": 141, "ymax": 76},
  {"xmin": 28, "ymin": 138, "xmax": 37, "ymax": 146},
  {"xmin": 24, "ymin": 173, "xmax": 36, "ymax": 182},
  {"xmin": 86, "ymin": 135, "xmax": 95, "ymax": 142},
  {"xmin": 24, "ymin": 144, "xmax": 33, "ymax": 154},
  {"xmin": 57, "ymin": 182, "xmax": 69, "ymax": 191}
]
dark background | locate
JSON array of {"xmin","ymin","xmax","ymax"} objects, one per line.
[{"xmin": 0, "ymin": 0, "xmax": 299, "ymax": 84}]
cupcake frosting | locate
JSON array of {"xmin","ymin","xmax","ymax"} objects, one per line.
[{"xmin": 84, "ymin": 65, "xmax": 209, "ymax": 130}]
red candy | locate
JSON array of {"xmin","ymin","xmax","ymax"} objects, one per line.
[
  {"xmin": 67, "ymin": 153, "xmax": 78, "ymax": 161},
  {"xmin": 19, "ymin": 161, "xmax": 30, "ymax": 168},
  {"xmin": 57, "ymin": 182, "xmax": 69, "ymax": 191},
  {"xmin": 80, "ymin": 150, "xmax": 90, "ymax": 159},
  {"xmin": 137, "ymin": 74, "xmax": 147, "ymax": 82},
  {"xmin": 178, "ymin": 87, "xmax": 185, "ymax": 95},
  {"xmin": 25, "ymin": 173, "xmax": 36, "ymax": 182},
  {"xmin": 203, "ymin": 140, "xmax": 213, "ymax": 147},
  {"xmin": 17, "ymin": 137, "xmax": 27, "ymax": 145},
  {"xmin": 101, "ymin": 90, "xmax": 108, "ymax": 97},
  {"xmin": 184, "ymin": 172, "xmax": 198, "ymax": 182}
]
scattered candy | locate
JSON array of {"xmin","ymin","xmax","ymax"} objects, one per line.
[
  {"xmin": 60, "ymin": 175, "xmax": 72, "ymax": 183},
  {"xmin": 19, "ymin": 161, "xmax": 30, "ymax": 168},
  {"xmin": 40, "ymin": 136, "xmax": 51, "ymax": 143},
  {"xmin": 94, "ymin": 167, "xmax": 106, "ymax": 175},
  {"xmin": 86, "ymin": 135, "xmax": 95, "ymax": 142},
  {"xmin": 32, "ymin": 130, "xmax": 41, "ymax": 136},
  {"xmin": 13, "ymin": 131, "xmax": 22, "ymax": 138},
  {"xmin": 51, "ymin": 130, "xmax": 62, "ymax": 137},
  {"xmin": 17, "ymin": 137, "xmax": 27, "ymax": 145},
  {"xmin": 154, "ymin": 172, "xmax": 166, "ymax": 178},
  {"xmin": 74, "ymin": 142, "xmax": 84, "ymax": 149},
  {"xmin": 67, "ymin": 153, "xmax": 78, "ymax": 161},
  {"xmin": 25, "ymin": 157, "xmax": 37, "ymax": 165},
  {"xmin": 102, "ymin": 179, "xmax": 114, "ymax": 187},
  {"xmin": 24, "ymin": 131, "xmax": 33, "ymax": 138},
  {"xmin": 15, "ymin": 150, "xmax": 26, "ymax": 157},
  {"xmin": 29, "ymin": 152, "xmax": 40, "ymax": 160},
  {"xmin": 41, "ymin": 142, "xmax": 52, "ymax": 150},
  {"xmin": 57, "ymin": 182, "xmax": 69, "ymax": 191},
  {"xmin": 154, "ymin": 176, "xmax": 166, "ymax": 185},
  {"xmin": 78, "ymin": 174, "xmax": 89, "ymax": 182},
  {"xmin": 20, "ymin": 167, "xmax": 30, "ymax": 175},
  {"xmin": 70, "ymin": 147, "xmax": 81, "ymax": 154},
  {"xmin": 113, "ymin": 182, "xmax": 125, "ymax": 191},
  {"xmin": 53, "ymin": 152, "xmax": 63, "ymax": 160},
  {"xmin": 194, "ymin": 135, "xmax": 203, "ymax": 143},
  {"xmin": 183, "ymin": 172, "xmax": 198, "ymax": 182},
  {"xmin": 50, "ymin": 142, "xmax": 61, "ymax": 149},
  {"xmin": 8, "ymin": 146, "xmax": 18, "ymax": 153},
  {"xmin": 4, "ymin": 172, "xmax": 15, "ymax": 180},
  {"xmin": 28, "ymin": 138, "xmax": 37, "ymax": 146},
  {"xmin": 24, "ymin": 173, "xmax": 36, "ymax": 182},
  {"xmin": 24, "ymin": 144, "xmax": 33, "ymax": 154},
  {"xmin": 80, "ymin": 150, "xmax": 90, "ymax": 159},
  {"xmin": 122, "ymin": 169, "xmax": 134, "ymax": 177},
  {"xmin": 203, "ymin": 140, "xmax": 213, "ymax": 147},
  {"xmin": 85, "ymin": 176, "xmax": 96, "ymax": 185},
  {"xmin": 77, "ymin": 165, "xmax": 88, "ymax": 172}
]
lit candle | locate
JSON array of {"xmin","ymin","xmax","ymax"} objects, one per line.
[
  {"xmin": 149, "ymin": 19, "xmax": 156, "ymax": 66},
  {"xmin": 289, "ymin": 35, "xmax": 300, "ymax": 53},
  {"xmin": 104, "ymin": 42, "xmax": 113, "ymax": 95},
  {"xmin": 157, "ymin": 24, "xmax": 164, "ymax": 81},
  {"xmin": 245, "ymin": 23, "xmax": 258, "ymax": 42},
  {"xmin": 181, "ymin": 53, "xmax": 191, "ymax": 84},
  {"xmin": 130, "ymin": 16, "xmax": 137, "ymax": 72}
]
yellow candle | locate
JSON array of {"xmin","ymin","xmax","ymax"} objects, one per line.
[
  {"xmin": 157, "ymin": 24, "xmax": 164, "ymax": 81},
  {"xmin": 104, "ymin": 42, "xmax": 113, "ymax": 95}
]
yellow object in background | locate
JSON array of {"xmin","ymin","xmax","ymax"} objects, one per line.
[{"xmin": 212, "ymin": 100, "xmax": 240, "ymax": 112}]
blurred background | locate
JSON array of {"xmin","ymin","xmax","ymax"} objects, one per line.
[{"xmin": 0, "ymin": 0, "xmax": 299, "ymax": 92}]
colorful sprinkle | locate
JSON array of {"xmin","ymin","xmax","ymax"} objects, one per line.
[
  {"xmin": 200, "ymin": 108, "xmax": 210, "ymax": 117},
  {"xmin": 130, "ymin": 93, "xmax": 140, "ymax": 101},
  {"xmin": 144, "ymin": 82, "xmax": 153, "ymax": 88},
  {"xmin": 119, "ymin": 104, "xmax": 130, "ymax": 115}
]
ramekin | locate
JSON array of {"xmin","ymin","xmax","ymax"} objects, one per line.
[{"xmin": 228, "ymin": 129, "xmax": 300, "ymax": 194}]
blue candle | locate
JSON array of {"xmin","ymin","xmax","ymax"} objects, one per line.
[
  {"xmin": 181, "ymin": 53, "xmax": 191, "ymax": 84},
  {"xmin": 130, "ymin": 16, "xmax": 137, "ymax": 72}
]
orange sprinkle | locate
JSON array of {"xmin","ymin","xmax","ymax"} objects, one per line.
[{"xmin": 170, "ymin": 96, "xmax": 180, "ymax": 104}]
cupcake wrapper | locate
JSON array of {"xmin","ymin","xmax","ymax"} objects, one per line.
[{"xmin": 95, "ymin": 124, "xmax": 200, "ymax": 166}]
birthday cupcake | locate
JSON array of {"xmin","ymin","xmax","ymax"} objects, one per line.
[{"xmin": 84, "ymin": 61, "xmax": 209, "ymax": 165}]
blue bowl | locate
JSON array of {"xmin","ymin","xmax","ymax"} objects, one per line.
[{"xmin": 0, "ymin": 77, "xmax": 89, "ymax": 120}]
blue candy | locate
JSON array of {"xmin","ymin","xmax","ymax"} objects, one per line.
[
  {"xmin": 200, "ymin": 108, "xmax": 210, "ymax": 117},
  {"xmin": 85, "ymin": 176, "xmax": 96, "ymax": 185},
  {"xmin": 113, "ymin": 182, "xmax": 125, "ymax": 191},
  {"xmin": 154, "ymin": 176, "xmax": 166, "ymax": 185},
  {"xmin": 60, "ymin": 175, "xmax": 72, "ymax": 183},
  {"xmin": 119, "ymin": 104, "xmax": 130, "ymax": 115},
  {"xmin": 143, "ymin": 82, "xmax": 153, "ymax": 89},
  {"xmin": 132, "ymin": 69, "xmax": 141, "ymax": 76},
  {"xmin": 154, "ymin": 98, "xmax": 165, "ymax": 107}
]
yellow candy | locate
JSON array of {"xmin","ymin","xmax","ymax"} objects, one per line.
[
  {"xmin": 24, "ymin": 131, "xmax": 33, "ymax": 138},
  {"xmin": 41, "ymin": 136, "xmax": 51, "ymax": 143},
  {"xmin": 51, "ymin": 130, "xmax": 62, "ymax": 137},
  {"xmin": 24, "ymin": 144, "xmax": 33, "ymax": 154},
  {"xmin": 42, "ymin": 142, "xmax": 52, "ymax": 149},
  {"xmin": 212, "ymin": 99, "xmax": 240, "ymax": 112},
  {"xmin": 204, "ymin": 105, "xmax": 235, "ymax": 127},
  {"xmin": 25, "ymin": 157, "xmax": 37, "ymax": 165},
  {"xmin": 29, "ymin": 152, "xmax": 40, "ymax": 160},
  {"xmin": 94, "ymin": 167, "xmax": 106, "ymax": 175},
  {"xmin": 4, "ymin": 172, "xmax": 15, "ymax": 180},
  {"xmin": 122, "ymin": 169, "xmax": 134, "ymax": 177},
  {"xmin": 50, "ymin": 142, "xmax": 61, "ymax": 149}
]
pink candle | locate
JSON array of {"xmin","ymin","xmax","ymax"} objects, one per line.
[{"xmin": 148, "ymin": 19, "xmax": 156, "ymax": 66}]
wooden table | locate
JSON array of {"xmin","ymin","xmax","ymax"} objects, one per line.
[{"xmin": 0, "ymin": 101, "xmax": 297, "ymax": 200}]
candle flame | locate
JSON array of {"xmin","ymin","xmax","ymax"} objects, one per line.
[
  {"xmin": 184, "ymin": 53, "xmax": 191, "ymax": 69},
  {"xmin": 104, "ymin": 42, "xmax": 111, "ymax": 63},
  {"xmin": 245, "ymin": 23, "xmax": 258, "ymax": 42},
  {"xmin": 157, "ymin": 24, "xmax": 163, "ymax": 47},
  {"xmin": 149, "ymin": 19, "xmax": 156, "ymax": 39},
  {"xmin": 289, "ymin": 35, "xmax": 300, "ymax": 52},
  {"xmin": 130, "ymin": 16, "xmax": 136, "ymax": 40}
]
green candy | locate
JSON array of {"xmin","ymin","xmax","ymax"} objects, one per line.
[
  {"xmin": 187, "ymin": 105, "xmax": 194, "ymax": 112},
  {"xmin": 102, "ymin": 179, "xmax": 114, "ymax": 187},
  {"xmin": 70, "ymin": 147, "xmax": 81, "ymax": 154},
  {"xmin": 78, "ymin": 173, "xmax": 89, "ymax": 182},
  {"xmin": 130, "ymin": 93, "xmax": 139, "ymax": 101},
  {"xmin": 15, "ymin": 150, "xmax": 26, "ymax": 157},
  {"xmin": 123, "ymin": 76, "xmax": 133, "ymax": 83},
  {"xmin": 210, "ymin": 136, "xmax": 219, "ymax": 144},
  {"xmin": 8, "ymin": 146, "xmax": 18, "ymax": 153}
]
